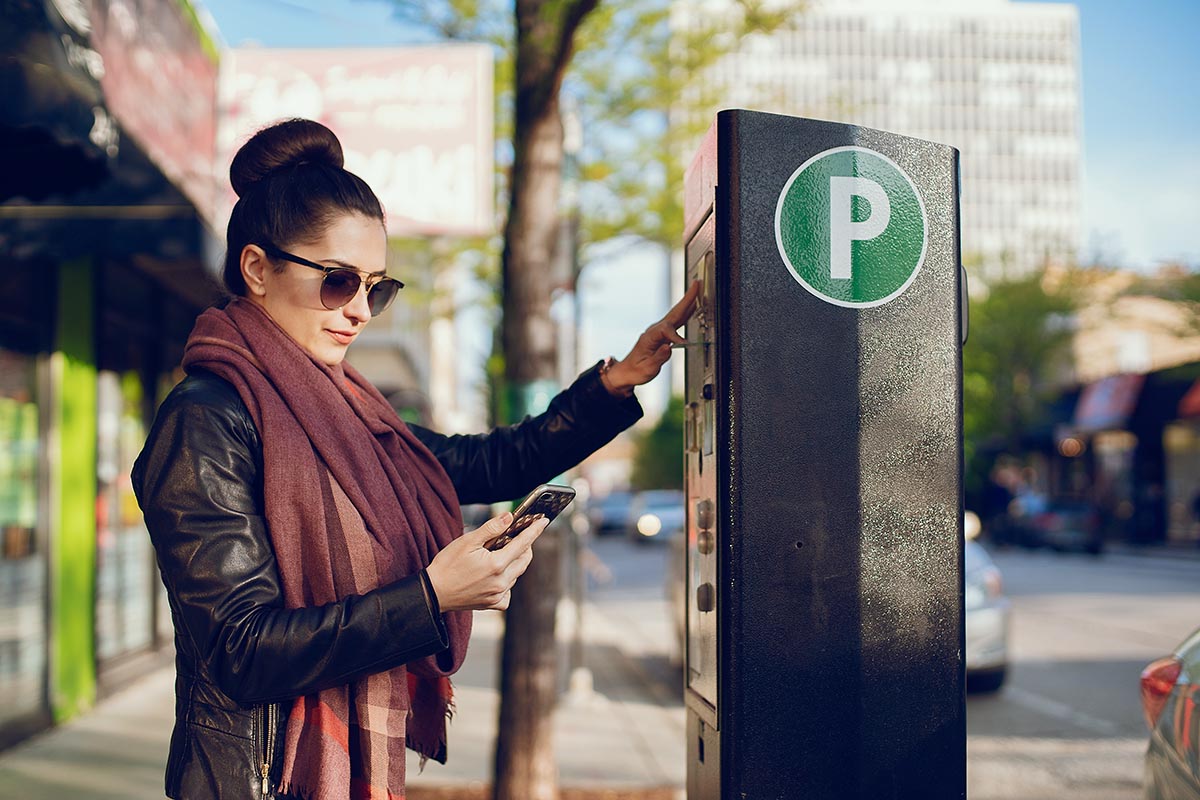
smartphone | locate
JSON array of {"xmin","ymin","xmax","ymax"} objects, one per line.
[{"xmin": 484, "ymin": 483, "xmax": 577, "ymax": 551}]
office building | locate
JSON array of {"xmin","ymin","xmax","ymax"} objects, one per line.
[{"xmin": 677, "ymin": 0, "xmax": 1082, "ymax": 275}]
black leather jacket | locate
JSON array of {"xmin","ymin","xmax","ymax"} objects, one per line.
[{"xmin": 131, "ymin": 362, "xmax": 642, "ymax": 800}]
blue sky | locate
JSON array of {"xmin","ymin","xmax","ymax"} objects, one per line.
[{"xmin": 1064, "ymin": 0, "xmax": 1199, "ymax": 268}]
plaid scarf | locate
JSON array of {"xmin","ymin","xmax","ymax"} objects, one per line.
[{"xmin": 182, "ymin": 298, "xmax": 471, "ymax": 800}]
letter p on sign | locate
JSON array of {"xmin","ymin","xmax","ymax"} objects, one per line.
[
  {"xmin": 775, "ymin": 146, "xmax": 927, "ymax": 308},
  {"xmin": 829, "ymin": 177, "xmax": 890, "ymax": 281}
]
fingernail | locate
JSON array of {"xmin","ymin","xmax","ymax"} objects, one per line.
[{"xmin": 501, "ymin": 512, "xmax": 513, "ymax": 525}]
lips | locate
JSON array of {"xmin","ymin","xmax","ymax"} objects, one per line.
[{"xmin": 326, "ymin": 329, "xmax": 356, "ymax": 345}]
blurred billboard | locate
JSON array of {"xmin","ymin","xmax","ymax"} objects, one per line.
[{"xmin": 217, "ymin": 45, "xmax": 494, "ymax": 237}]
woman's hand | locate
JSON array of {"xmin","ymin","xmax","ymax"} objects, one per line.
[
  {"xmin": 425, "ymin": 511, "xmax": 550, "ymax": 613},
  {"xmin": 601, "ymin": 280, "xmax": 703, "ymax": 397}
]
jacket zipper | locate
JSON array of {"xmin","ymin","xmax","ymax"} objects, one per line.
[{"xmin": 259, "ymin": 702, "xmax": 278, "ymax": 797}]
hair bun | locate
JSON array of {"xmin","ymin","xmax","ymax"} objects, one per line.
[{"xmin": 229, "ymin": 118, "xmax": 344, "ymax": 197}]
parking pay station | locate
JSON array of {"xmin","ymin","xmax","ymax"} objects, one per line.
[{"xmin": 682, "ymin": 110, "xmax": 966, "ymax": 799}]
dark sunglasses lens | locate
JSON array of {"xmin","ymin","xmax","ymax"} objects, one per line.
[
  {"xmin": 320, "ymin": 270, "xmax": 361, "ymax": 309},
  {"xmin": 367, "ymin": 280, "xmax": 400, "ymax": 316}
]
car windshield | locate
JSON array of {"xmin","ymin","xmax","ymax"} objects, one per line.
[
  {"xmin": 596, "ymin": 492, "xmax": 632, "ymax": 509},
  {"xmin": 640, "ymin": 490, "xmax": 683, "ymax": 510},
  {"xmin": 638, "ymin": 491, "xmax": 686, "ymax": 515}
]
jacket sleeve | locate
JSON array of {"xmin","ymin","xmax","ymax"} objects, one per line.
[
  {"xmin": 408, "ymin": 361, "xmax": 644, "ymax": 505},
  {"xmin": 132, "ymin": 380, "xmax": 449, "ymax": 706}
]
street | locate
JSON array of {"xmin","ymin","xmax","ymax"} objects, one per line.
[
  {"xmin": 968, "ymin": 547, "xmax": 1200, "ymax": 800},
  {"xmin": 585, "ymin": 534, "xmax": 1200, "ymax": 800}
]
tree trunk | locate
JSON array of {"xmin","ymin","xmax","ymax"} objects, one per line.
[
  {"xmin": 500, "ymin": 93, "xmax": 565, "ymax": 385},
  {"xmin": 493, "ymin": 3, "xmax": 597, "ymax": 800}
]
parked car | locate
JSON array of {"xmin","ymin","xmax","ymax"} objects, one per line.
[
  {"xmin": 1011, "ymin": 497, "xmax": 1104, "ymax": 554},
  {"xmin": 588, "ymin": 490, "xmax": 635, "ymax": 537},
  {"xmin": 1142, "ymin": 627, "xmax": 1200, "ymax": 799},
  {"xmin": 627, "ymin": 490, "xmax": 685, "ymax": 544},
  {"xmin": 964, "ymin": 521, "xmax": 1012, "ymax": 693}
]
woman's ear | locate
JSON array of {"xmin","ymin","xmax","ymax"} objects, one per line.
[{"xmin": 240, "ymin": 244, "xmax": 270, "ymax": 298}]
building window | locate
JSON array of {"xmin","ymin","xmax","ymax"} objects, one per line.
[{"xmin": 95, "ymin": 261, "xmax": 166, "ymax": 671}]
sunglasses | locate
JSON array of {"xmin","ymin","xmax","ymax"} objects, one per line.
[{"xmin": 259, "ymin": 242, "xmax": 404, "ymax": 316}]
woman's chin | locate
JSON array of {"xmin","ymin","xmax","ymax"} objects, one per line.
[{"xmin": 307, "ymin": 341, "xmax": 348, "ymax": 367}]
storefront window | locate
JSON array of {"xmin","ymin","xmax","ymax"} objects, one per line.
[
  {"xmin": 1093, "ymin": 430, "xmax": 1136, "ymax": 536},
  {"xmin": 95, "ymin": 370, "xmax": 155, "ymax": 664},
  {"xmin": 0, "ymin": 349, "xmax": 47, "ymax": 728},
  {"xmin": 1165, "ymin": 422, "xmax": 1200, "ymax": 545}
]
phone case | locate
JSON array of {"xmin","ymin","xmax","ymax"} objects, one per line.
[{"xmin": 485, "ymin": 486, "xmax": 575, "ymax": 550}]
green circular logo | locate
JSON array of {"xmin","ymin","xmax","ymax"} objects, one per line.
[{"xmin": 774, "ymin": 146, "xmax": 927, "ymax": 308}]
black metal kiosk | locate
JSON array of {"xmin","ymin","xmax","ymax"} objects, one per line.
[{"xmin": 682, "ymin": 110, "xmax": 966, "ymax": 799}]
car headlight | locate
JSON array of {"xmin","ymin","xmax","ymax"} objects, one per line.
[{"xmin": 636, "ymin": 514, "xmax": 662, "ymax": 537}]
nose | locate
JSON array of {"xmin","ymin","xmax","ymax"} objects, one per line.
[{"xmin": 342, "ymin": 279, "xmax": 372, "ymax": 325}]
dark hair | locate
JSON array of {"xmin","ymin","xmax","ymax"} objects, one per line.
[{"xmin": 223, "ymin": 118, "xmax": 385, "ymax": 296}]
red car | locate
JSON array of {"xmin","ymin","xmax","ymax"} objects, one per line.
[{"xmin": 1142, "ymin": 627, "xmax": 1200, "ymax": 799}]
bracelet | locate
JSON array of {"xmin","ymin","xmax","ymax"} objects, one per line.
[{"xmin": 599, "ymin": 356, "xmax": 634, "ymax": 398}]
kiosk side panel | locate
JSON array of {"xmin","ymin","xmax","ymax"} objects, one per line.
[{"xmin": 716, "ymin": 109, "xmax": 964, "ymax": 799}]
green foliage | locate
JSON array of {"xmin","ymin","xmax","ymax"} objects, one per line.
[
  {"xmin": 174, "ymin": 0, "xmax": 221, "ymax": 63},
  {"xmin": 630, "ymin": 394, "xmax": 685, "ymax": 490},
  {"xmin": 376, "ymin": 0, "xmax": 511, "ymax": 43},
  {"xmin": 569, "ymin": 1, "xmax": 801, "ymax": 251},
  {"xmin": 1120, "ymin": 267, "xmax": 1200, "ymax": 336},
  {"xmin": 962, "ymin": 268, "xmax": 1078, "ymax": 495}
]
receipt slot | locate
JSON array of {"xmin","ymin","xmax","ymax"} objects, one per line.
[{"xmin": 682, "ymin": 110, "xmax": 965, "ymax": 799}]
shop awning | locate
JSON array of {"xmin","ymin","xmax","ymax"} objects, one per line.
[
  {"xmin": 1072, "ymin": 373, "xmax": 1144, "ymax": 433},
  {"xmin": 2, "ymin": 0, "xmax": 219, "ymax": 220},
  {"xmin": 0, "ymin": 4, "xmax": 113, "ymax": 202}
]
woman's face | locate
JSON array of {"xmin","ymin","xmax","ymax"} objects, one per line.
[{"xmin": 241, "ymin": 213, "xmax": 388, "ymax": 366}]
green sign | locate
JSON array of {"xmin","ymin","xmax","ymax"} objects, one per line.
[{"xmin": 774, "ymin": 146, "xmax": 927, "ymax": 308}]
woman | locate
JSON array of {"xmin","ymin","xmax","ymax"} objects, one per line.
[{"xmin": 132, "ymin": 118, "xmax": 699, "ymax": 800}]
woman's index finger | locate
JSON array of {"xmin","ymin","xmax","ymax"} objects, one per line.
[{"xmin": 663, "ymin": 280, "xmax": 702, "ymax": 328}]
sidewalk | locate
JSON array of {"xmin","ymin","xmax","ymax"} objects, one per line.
[{"xmin": 0, "ymin": 595, "xmax": 686, "ymax": 800}]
